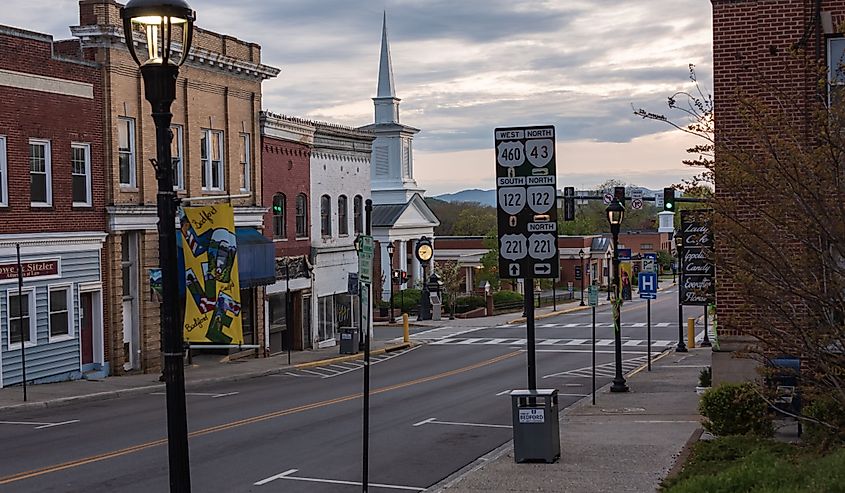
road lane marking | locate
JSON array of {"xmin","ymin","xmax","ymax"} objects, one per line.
[
  {"xmin": 0, "ymin": 420, "xmax": 79, "ymax": 429},
  {"xmin": 0, "ymin": 350, "xmax": 521, "ymax": 486},
  {"xmin": 150, "ymin": 392, "xmax": 239, "ymax": 399},
  {"xmin": 412, "ymin": 418, "xmax": 511, "ymax": 429},
  {"xmin": 254, "ymin": 468, "xmax": 425, "ymax": 491}
]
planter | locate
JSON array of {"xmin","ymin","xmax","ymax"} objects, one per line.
[{"xmin": 696, "ymin": 386, "xmax": 711, "ymax": 395}]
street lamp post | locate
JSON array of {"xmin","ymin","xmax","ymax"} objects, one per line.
[
  {"xmin": 387, "ymin": 242, "xmax": 395, "ymax": 324},
  {"xmin": 606, "ymin": 250, "xmax": 612, "ymax": 301},
  {"xmin": 675, "ymin": 234, "xmax": 688, "ymax": 352},
  {"xmin": 579, "ymin": 248, "xmax": 585, "ymax": 306},
  {"xmin": 121, "ymin": 1, "xmax": 195, "ymax": 491},
  {"xmin": 606, "ymin": 199, "xmax": 629, "ymax": 393}
]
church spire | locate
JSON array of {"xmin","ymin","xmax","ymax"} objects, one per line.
[
  {"xmin": 374, "ymin": 11, "xmax": 400, "ymax": 124},
  {"xmin": 377, "ymin": 11, "xmax": 395, "ymax": 98}
]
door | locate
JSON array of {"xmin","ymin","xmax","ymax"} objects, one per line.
[
  {"xmin": 81, "ymin": 292, "xmax": 94, "ymax": 365},
  {"xmin": 302, "ymin": 295, "xmax": 312, "ymax": 350}
]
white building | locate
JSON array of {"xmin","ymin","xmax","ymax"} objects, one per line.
[
  {"xmin": 310, "ymin": 122, "xmax": 374, "ymax": 347},
  {"xmin": 359, "ymin": 14, "xmax": 439, "ymax": 300}
]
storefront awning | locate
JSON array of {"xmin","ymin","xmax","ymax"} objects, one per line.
[{"xmin": 176, "ymin": 227, "xmax": 275, "ymax": 291}]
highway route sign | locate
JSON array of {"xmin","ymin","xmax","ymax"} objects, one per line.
[{"xmin": 495, "ymin": 125, "xmax": 559, "ymax": 279}]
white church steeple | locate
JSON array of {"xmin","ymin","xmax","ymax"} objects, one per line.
[{"xmin": 374, "ymin": 12, "xmax": 400, "ymax": 124}]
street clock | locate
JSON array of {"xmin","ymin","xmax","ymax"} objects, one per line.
[{"xmin": 415, "ymin": 237, "xmax": 433, "ymax": 263}]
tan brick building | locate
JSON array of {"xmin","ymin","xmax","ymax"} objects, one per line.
[{"xmin": 71, "ymin": 0, "xmax": 279, "ymax": 373}]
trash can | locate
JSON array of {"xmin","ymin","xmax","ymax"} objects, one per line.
[
  {"xmin": 510, "ymin": 389, "xmax": 560, "ymax": 463},
  {"xmin": 339, "ymin": 327, "xmax": 359, "ymax": 355}
]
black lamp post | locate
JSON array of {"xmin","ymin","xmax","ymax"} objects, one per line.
[
  {"xmin": 121, "ymin": 2, "xmax": 194, "ymax": 491},
  {"xmin": 606, "ymin": 199, "xmax": 629, "ymax": 393},
  {"xmin": 606, "ymin": 250, "xmax": 612, "ymax": 301},
  {"xmin": 578, "ymin": 248, "xmax": 585, "ymax": 306},
  {"xmin": 386, "ymin": 242, "xmax": 395, "ymax": 323},
  {"xmin": 675, "ymin": 233, "xmax": 688, "ymax": 352}
]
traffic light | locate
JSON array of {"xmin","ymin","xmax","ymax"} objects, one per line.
[
  {"xmin": 563, "ymin": 186, "xmax": 575, "ymax": 221},
  {"xmin": 400, "ymin": 270, "xmax": 408, "ymax": 285},
  {"xmin": 391, "ymin": 269, "xmax": 401, "ymax": 281},
  {"xmin": 614, "ymin": 186, "xmax": 625, "ymax": 204},
  {"xmin": 272, "ymin": 201, "xmax": 283, "ymax": 214},
  {"xmin": 663, "ymin": 187, "xmax": 676, "ymax": 212}
]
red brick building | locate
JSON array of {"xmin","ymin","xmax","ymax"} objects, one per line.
[{"xmin": 0, "ymin": 25, "xmax": 108, "ymax": 387}]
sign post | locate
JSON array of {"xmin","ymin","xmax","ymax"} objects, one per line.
[
  {"xmin": 638, "ymin": 270, "xmax": 657, "ymax": 371},
  {"xmin": 495, "ymin": 125, "xmax": 558, "ymax": 392},
  {"xmin": 588, "ymin": 285, "xmax": 598, "ymax": 405}
]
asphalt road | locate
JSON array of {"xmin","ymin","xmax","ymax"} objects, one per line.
[{"xmin": 0, "ymin": 286, "xmax": 703, "ymax": 492}]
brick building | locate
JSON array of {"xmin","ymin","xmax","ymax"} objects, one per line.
[
  {"xmin": 260, "ymin": 113, "xmax": 314, "ymax": 353},
  {"xmin": 70, "ymin": 0, "xmax": 279, "ymax": 374},
  {"xmin": 710, "ymin": 0, "xmax": 843, "ymax": 381},
  {"xmin": 0, "ymin": 25, "xmax": 108, "ymax": 387}
]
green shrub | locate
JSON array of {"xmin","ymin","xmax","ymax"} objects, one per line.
[
  {"xmin": 493, "ymin": 290, "xmax": 523, "ymax": 306},
  {"xmin": 453, "ymin": 295, "xmax": 485, "ymax": 313},
  {"xmin": 699, "ymin": 383, "xmax": 773, "ymax": 437},
  {"xmin": 698, "ymin": 367, "xmax": 712, "ymax": 387},
  {"xmin": 804, "ymin": 396, "xmax": 845, "ymax": 447},
  {"xmin": 391, "ymin": 288, "xmax": 421, "ymax": 313}
]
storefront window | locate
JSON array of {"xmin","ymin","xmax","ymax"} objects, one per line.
[
  {"xmin": 8, "ymin": 292, "xmax": 33, "ymax": 346},
  {"xmin": 49, "ymin": 287, "xmax": 71, "ymax": 338},
  {"xmin": 241, "ymin": 288, "xmax": 254, "ymax": 345}
]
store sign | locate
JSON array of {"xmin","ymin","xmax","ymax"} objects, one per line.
[
  {"xmin": 0, "ymin": 259, "xmax": 60, "ymax": 281},
  {"xmin": 680, "ymin": 209, "xmax": 715, "ymax": 306}
]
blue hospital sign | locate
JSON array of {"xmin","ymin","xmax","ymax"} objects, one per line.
[{"xmin": 638, "ymin": 272, "xmax": 658, "ymax": 299}]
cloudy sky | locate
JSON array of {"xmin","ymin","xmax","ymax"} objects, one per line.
[{"xmin": 3, "ymin": 0, "xmax": 713, "ymax": 195}]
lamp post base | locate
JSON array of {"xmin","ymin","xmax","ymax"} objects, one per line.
[
  {"xmin": 610, "ymin": 377, "xmax": 629, "ymax": 393},
  {"xmin": 675, "ymin": 342, "xmax": 688, "ymax": 353}
]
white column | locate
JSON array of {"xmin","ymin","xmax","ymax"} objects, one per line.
[
  {"xmin": 399, "ymin": 239, "xmax": 408, "ymax": 289},
  {"xmin": 381, "ymin": 241, "xmax": 392, "ymax": 301},
  {"xmin": 410, "ymin": 240, "xmax": 421, "ymax": 288},
  {"xmin": 465, "ymin": 266, "xmax": 473, "ymax": 294}
]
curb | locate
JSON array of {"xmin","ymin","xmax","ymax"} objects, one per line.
[
  {"xmin": 426, "ymin": 348, "xmax": 675, "ymax": 492},
  {"xmin": 0, "ymin": 342, "xmax": 415, "ymax": 414}
]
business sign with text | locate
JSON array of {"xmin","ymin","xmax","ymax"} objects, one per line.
[{"xmin": 680, "ymin": 209, "xmax": 715, "ymax": 306}]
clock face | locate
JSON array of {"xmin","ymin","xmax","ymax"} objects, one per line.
[{"xmin": 417, "ymin": 244, "xmax": 433, "ymax": 262}]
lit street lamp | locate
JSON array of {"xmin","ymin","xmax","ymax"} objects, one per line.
[
  {"xmin": 606, "ymin": 199, "xmax": 629, "ymax": 393},
  {"xmin": 121, "ymin": 1, "xmax": 195, "ymax": 491},
  {"xmin": 578, "ymin": 248, "xmax": 585, "ymax": 306},
  {"xmin": 387, "ymin": 242, "xmax": 395, "ymax": 323}
]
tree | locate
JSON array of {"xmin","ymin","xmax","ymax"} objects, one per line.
[
  {"xmin": 635, "ymin": 64, "xmax": 845, "ymax": 435},
  {"xmin": 479, "ymin": 230, "xmax": 501, "ymax": 291},
  {"xmin": 436, "ymin": 260, "xmax": 462, "ymax": 318}
]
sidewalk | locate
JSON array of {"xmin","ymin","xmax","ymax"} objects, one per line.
[
  {"xmin": 0, "ymin": 339, "xmax": 411, "ymax": 413},
  {"xmin": 431, "ymin": 347, "xmax": 710, "ymax": 493}
]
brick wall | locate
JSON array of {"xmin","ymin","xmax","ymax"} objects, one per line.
[
  {"xmin": 261, "ymin": 135, "xmax": 311, "ymax": 257},
  {"xmin": 0, "ymin": 30, "xmax": 105, "ymax": 234}
]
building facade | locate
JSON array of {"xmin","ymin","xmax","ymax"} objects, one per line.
[
  {"xmin": 260, "ymin": 113, "xmax": 314, "ymax": 353},
  {"xmin": 71, "ymin": 0, "xmax": 279, "ymax": 374},
  {"xmin": 0, "ymin": 25, "xmax": 108, "ymax": 387}
]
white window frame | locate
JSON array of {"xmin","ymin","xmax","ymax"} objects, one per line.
[
  {"xmin": 7, "ymin": 287, "xmax": 37, "ymax": 350},
  {"xmin": 29, "ymin": 139, "xmax": 52, "ymax": 207},
  {"xmin": 239, "ymin": 133, "xmax": 251, "ymax": 192},
  {"xmin": 171, "ymin": 124, "xmax": 184, "ymax": 191},
  {"xmin": 48, "ymin": 284, "xmax": 74, "ymax": 342},
  {"xmin": 71, "ymin": 142, "xmax": 92, "ymax": 207},
  {"xmin": 118, "ymin": 117, "xmax": 136, "ymax": 188},
  {"xmin": 201, "ymin": 129, "xmax": 225, "ymax": 191},
  {"xmin": 0, "ymin": 135, "xmax": 7, "ymax": 207}
]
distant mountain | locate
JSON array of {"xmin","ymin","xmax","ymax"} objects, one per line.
[{"xmin": 433, "ymin": 189, "xmax": 496, "ymax": 207}]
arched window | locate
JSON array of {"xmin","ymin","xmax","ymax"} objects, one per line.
[
  {"xmin": 295, "ymin": 193, "xmax": 308, "ymax": 238},
  {"xmin": 272, "ymin": 193, "xmax": 286, "ymax": 239},
  {"xmin": 338, "ymin": 195, "xmax": 348, "ymax": 236},
  {"xmin": 320, "ymin": 194, "xmax": 332, "ymax": 237},
  {"xmin": 353, "ymin": 195, "xmax": 363, "ymax": 234}
]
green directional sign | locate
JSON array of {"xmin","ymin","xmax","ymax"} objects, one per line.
[
  {"xmin": 358, "ymin": 235, "xmax": 374, "ymax": 284},
  {"xmin": 588, "ymin": 285, "xmax": 598, "ymax": 307}
]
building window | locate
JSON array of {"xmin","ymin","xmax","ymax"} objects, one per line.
[
  {"xmin": 118, "ymin": 117, "xmax": 135, "ymax": 187},
  {"xmin": 338, "ymin": 195, "xmax": 348, "ymax": 236},
  {"xmin": 320, "ymin": 194, "xmax": 332, "ymax": 237},
  {"xmin": 273, "ymin": 193, "xmax": 286, "ymax": 239},
  {"xmin": 353, "ymin": 195, "xmax": 363, "ymax": 235},
  {"xmin": 201, "ymin": 129, "xmax": 224, "ymax": 191},
  {"xmin": 171, "ymin": 125, "xmax": 184, "ymax": 190},
  {"xmin": 8, "ymin": 289, "xmax": 36, "ymax": 349},
  {"xmin": 641, "ymin": 243, "xmax": 654, "ymax": 250},
  {"xmin": 49, "ymin": 286, "xmax": 73, "ymax": 340},
  {"xmin": 122, "ymin": 234, "xmax": 132, "ymax": 298},
  {"xmin": 29, "ymin": 139, "xmax": 52, "ymax": 206},
  {"xmin": 239, "ymin": 133, "xmax": 251, "ymax": 191},
  {"xmin": 0, "ymin": 135, "xmax": 7, "ymax": 207},
  {"xmin": 71, "ymin": 143, "xmax": 92, "ymax": 206},
  {"xmin": 829, "ymin": 37, "xmax": 845, "ymax": 106},
  {"xmin": 296, "ymin": 193, "xmax": 308, "ymax": 238}
]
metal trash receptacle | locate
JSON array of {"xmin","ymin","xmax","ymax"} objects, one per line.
[
  {"xmin": 339, "ymin": 327, "xmax": 359, "ymax": 355},
  {"xmin": 510, "ymin": 389, "xmax": 560, "ymax": 463}
]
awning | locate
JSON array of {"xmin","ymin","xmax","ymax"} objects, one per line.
[{"xmin": 176, "ymin": 227, "xmax": 275, "ymax": 291}]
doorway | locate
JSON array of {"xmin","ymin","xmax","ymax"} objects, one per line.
[{"xmin": 79, "ymin": 286, "xmax": 104, "ymax": 373}]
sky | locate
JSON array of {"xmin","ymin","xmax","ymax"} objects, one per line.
[{"xmin": 1, "ymin": 0, "xmax": 713, "ymax": 196}]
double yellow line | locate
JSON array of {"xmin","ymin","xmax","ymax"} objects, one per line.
[{"xmin": 0, "ymin": 350, "xmax": 520, "ymax": 485}]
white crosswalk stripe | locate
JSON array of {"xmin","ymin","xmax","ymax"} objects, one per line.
[
  {"xmin": 430, "ymin": 338, "xmax": 676, "ymax": 348},
  {"xmin": 544, "ymin": 355, "xmax": 650, "ymax": 379},
  {"xmin": 274, "ymin": 347, "xmax": 417, "ymax": 378},
  {"xmin": 407, "ymin": 321, "xmax": 678, "ymax": 340}
]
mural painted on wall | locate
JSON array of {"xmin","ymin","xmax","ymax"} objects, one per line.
[{"xmin": 180, "ymin": 204, "xmax": 244, "ymax": 344}]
